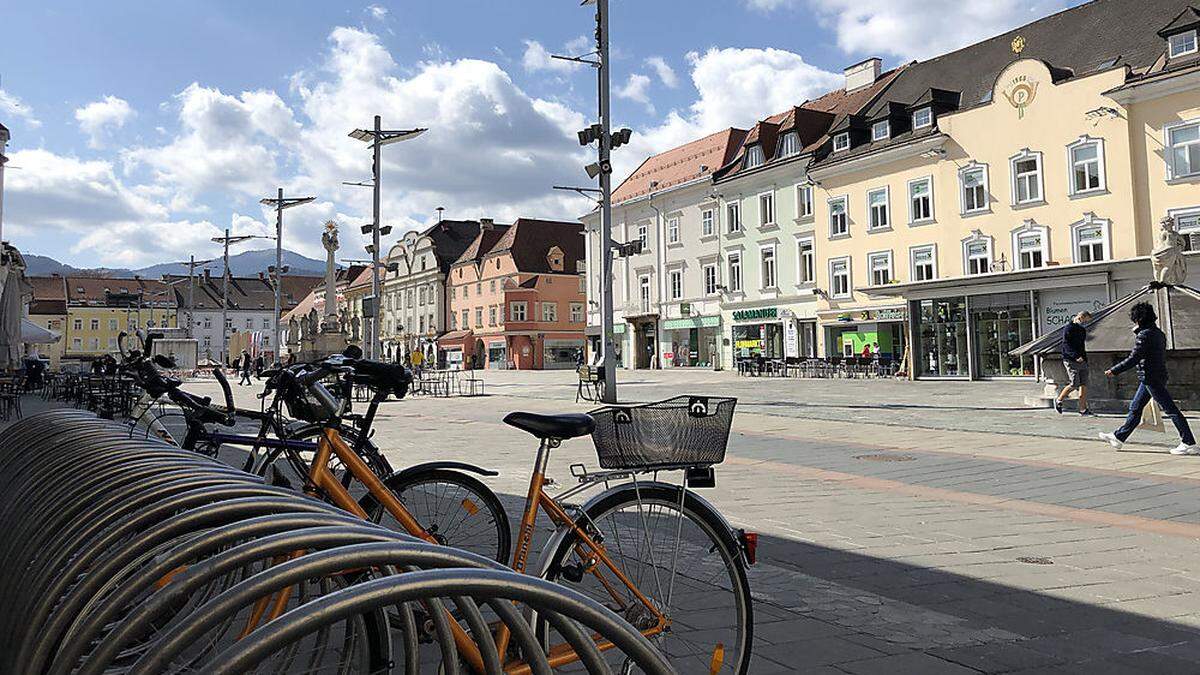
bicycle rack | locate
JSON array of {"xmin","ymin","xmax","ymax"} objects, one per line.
[{"xmin": 0, "ymin": 410, "xmax": 676, "ymax": 675}]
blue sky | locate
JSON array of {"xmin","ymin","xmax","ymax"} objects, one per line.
[{"xmin": 0, "ymin": 0, "xmax": 1074, "ymax": 268}]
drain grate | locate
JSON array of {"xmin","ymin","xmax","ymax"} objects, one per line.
[
  {"xmin": 854, "ymin": 454, "xmax": 917, "ymax": 462},
  {"xmin": 1017, "ymin": 556, "xmax": 1054, "ymax": 565}
]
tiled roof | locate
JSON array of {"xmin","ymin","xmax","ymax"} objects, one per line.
[
  {"xmin": 423, "ymin": 220, "xmax": 483, "ymax": 274},
  {"xmin": 65, "ymin": 276, "xmax": 175, "ymax": 306},
  {"xmin": 488, "ymin": 218, "xmax": 585, "ymax": 275},
  {"xmin": 453, "ymin": 224, "xmax": 513, "ymax": 267},
  {"xmin": 27, "ymin": 276, "xmax": 66, "ymax": 301},
  {"xmin": 611, "ymin": 128, "xmax": 748, "ymax": 204},
  {"xmin": 172, "ymin": 274, "xmax": 321, "ymax": 311}
]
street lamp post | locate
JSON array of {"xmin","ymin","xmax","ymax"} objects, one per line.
[
  {"xmin": 349, "ymin": 117, "xmax": 426, "ymax": 359},
  {"xmin": 210, "ymin": 230, "xmax": 273, "ymax": 364},
  {"xmin": 166, "ymin": 256, "xmax": 214, "ymax": 339},
  {"xmin": 260, "ymin": 188, "xmax": 315, "ymax": 364}
]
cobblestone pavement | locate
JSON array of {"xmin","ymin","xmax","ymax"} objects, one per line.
[{"xmin": 18, "ymin": 368, "xmax": 1200, "ymax": 673}]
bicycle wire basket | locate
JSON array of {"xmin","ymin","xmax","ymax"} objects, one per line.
[{"xmin": 588, "ymin": 395, "xmax": 736, "ymax": 470}]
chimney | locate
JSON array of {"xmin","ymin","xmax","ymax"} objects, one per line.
[
  {"xmin": 844, "ymin": 57, "xmax": 882, "ymax": 92},
  {"xmin": 480, "ymin": 218, "xmax": 494, "ymax": 230}
]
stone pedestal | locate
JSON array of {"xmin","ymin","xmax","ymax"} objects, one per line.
[
  {"xmin": 300, "ymin": 330, "xmax": 349, "ymax": 362},
  {"xmin": 1037, "ymin": 351, "xmax": 1200, "ymax": 413}
]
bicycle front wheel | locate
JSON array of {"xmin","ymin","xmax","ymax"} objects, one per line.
[{"xmin": 544, "ymin": 483, "xmax": 753, "ymax": 674}]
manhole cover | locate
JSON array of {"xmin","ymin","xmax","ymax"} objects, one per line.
[
  {"xmin": 854, "ymin": 454, "xmax": 917, "ymax": 462},
  {"xmin": 1017, "ymin": 556, "xmax": 1054, "ymax": 565}
]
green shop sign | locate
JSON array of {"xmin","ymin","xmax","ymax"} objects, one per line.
[{"xmin": 732, "ymin": 307, "xmax": 778, "ymax": 322}]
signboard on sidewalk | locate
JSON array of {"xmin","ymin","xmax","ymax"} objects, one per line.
[{"xmin": 783, "ymin": 320, "xmax": 799, "ymax": 358}]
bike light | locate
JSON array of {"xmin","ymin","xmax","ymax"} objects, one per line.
[{"xmin": 739, "ymin": 530, "xmax": 758, "ymax": 565}]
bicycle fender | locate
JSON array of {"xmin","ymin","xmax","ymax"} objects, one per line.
[
  {"xmin": 529, "ymin": 480, "xmax": 743, "ymax": 579},
  {"xmin": 387, "ymin": 461, "xmax": 499, "ymax": 480}
]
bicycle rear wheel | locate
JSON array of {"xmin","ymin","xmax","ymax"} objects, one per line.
[
  {"xmin": 543, "ymin": 483, "xmax": 752, "ymax": 674},
  {"xmin": 361, "ymin": 468, "xmax": 511, "ymax": 564}
]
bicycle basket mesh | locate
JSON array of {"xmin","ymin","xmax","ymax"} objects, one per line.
[{"xmin": 588, "ymin": 395, "xmax": 736, "ymax": 469}]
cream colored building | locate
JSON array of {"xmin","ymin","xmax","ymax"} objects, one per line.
[{"xmin": 802, "ymin": 0, "xmax": 1200, "ymax": 379}]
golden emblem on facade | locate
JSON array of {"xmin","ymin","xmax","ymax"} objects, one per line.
[
  {"xmin": 1011, "ymin": 35, "xmax": 1026, "ymax": 54},
  {"xmin": 1001, "ymin": 75, "xmax": 1038, "ymax": 119}
]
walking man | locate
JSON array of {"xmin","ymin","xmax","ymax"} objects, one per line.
[
  {"xmin": 1099, "ymin": 302, "xmax": 1198, "ymax": 455},
  {"xmin": 238, "ymin": 350, "xmax": 253, "ymax": 386},
  {"xmin": 1055, "ymin": 311, "xmax": 1094, "ymax": 415}
]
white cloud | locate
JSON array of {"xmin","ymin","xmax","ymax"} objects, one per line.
[
  {"xmin": 808, "ymin": 0, "xmax": 1072, "ymax": 61},
  {"xmin": 0, "ymin": 89, "xmax": 41, "ymax": 129},
  {"xmin": 645, "ymin": 57, "xmax": 679, "ymax": 88},
  {"xmin": 365, "ymin": 4, "xmax": 388, "ymax": 20},
  {"xmin": 743, "ymin": 0, "xmax": 800, "ymax": 11},
  {"xmin": 617, "ymin": 74, "xmax": 654, "ymax": 112},
  {"xmin": 74, "ymin": 95, "xmax": 135, "ymax": 149},
  {"xmin": 520, "ymin": 39, "xmax": 583, "ymax": 74}
]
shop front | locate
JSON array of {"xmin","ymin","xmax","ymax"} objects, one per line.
[
  {"xmin": 662, "ymin": 313, "xmax": 721, "ymax": 368},
  {"xmin": 436, "ymin": 329, "xmax": 472, "ymax": 370},
  {"xmin": 485, "ymin": 338, "xmax": 508, "ymax": 369},
  {"xmin": 730, "ymin": 307, "xmax": 784, "ymax": 360},
  {"xmin": 819, "ymin": 306, "xmax": 907, "ymax": 359},
  {"xmin": 543, "ymin": 337, "xmax": 585, "ymax": 370},
  {"xmin": 585, "ymin": 323, "xmax": 626, "ymax": 368}
]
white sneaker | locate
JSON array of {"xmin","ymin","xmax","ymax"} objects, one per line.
[
  {"xmin": 1098, "ymin": 432, "xmax": 1124, "ymax": 449},
  {"xmin": 1170, "ymin": 443, "xmax": 1200, "ymax": 456}
]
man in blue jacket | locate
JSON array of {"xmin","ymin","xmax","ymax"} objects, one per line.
[
  {"xmin": 1055, "ymin": 311, "xmax": 1094, "ymax": 415},
  {"xmin": 1099, "ymin": 302, "xmax": 1197, "ymax": 455}
]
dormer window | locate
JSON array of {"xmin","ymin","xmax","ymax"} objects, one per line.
[
  {"xmin": 912, "ymin": 107, "xmax": 933, "ymax": 130},
  {"xmin": 832, "ymin": 133, "xmax": 850, "ymax": 152},
  {"xmin": 744, "ymin": 145, "xmax": 765, "ymax": 169},
  {"xmin": 777, "ymin": 131, "xmax": 801, "ymax": 158},
  {"xmin": 1169, "ymin": 29, "xmax": 1198, "ymax": 58},
  {"xmin": 872, "ymin": 121, "xmax": 890, "ymax": 142}
]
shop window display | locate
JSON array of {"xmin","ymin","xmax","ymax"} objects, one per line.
[{"xmin": 918, "ymin": 298, "xmax": 968, "ymax": 377}]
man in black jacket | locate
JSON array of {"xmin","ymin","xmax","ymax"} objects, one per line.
[
  {"xmin": 1099, "ymin": 302, "xmax": 1197, "ymax": 455},
  {"xmin": 1055, "ymin": 311, "xmax": 1093, "ymax": 415}
]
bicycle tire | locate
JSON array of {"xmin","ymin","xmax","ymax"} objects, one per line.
[
  {"xmin": 360, "ymin": 468, "xmax": 512, "ymax": 565},
  {"xmin": 542, "ymin": 483, "xmax": 753, "ymax": 674}
]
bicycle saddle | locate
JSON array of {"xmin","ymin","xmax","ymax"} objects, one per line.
[{"xmin": 503, "ymin": 412, "xmax": 595, "ymax": 440}]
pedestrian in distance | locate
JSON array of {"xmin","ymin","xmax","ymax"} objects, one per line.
[
  {"xmin": 1055, "ymin": 311, "xmax": 1095, "ymax": 416},
  {"xmin": 254, "ymin": 354, "xmax": 265, "ymax": 379},
  {"xmin": 238, "ymin": 350, "xmax": 253, "ymax": 386},
  {"xmin": 1099, "ymin": 302, "xmax": 1198, "ymax": 455}
]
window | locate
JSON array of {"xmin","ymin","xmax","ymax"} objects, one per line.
[
  {"xmin": 90, "ymin": 319, "xmax": 99, "ymax": 330},
  {"xmin": 669, "ymin": 270, "xmax": 683, "ymax": 300},
  {"xmin": 829, "ymin": 258, "xmax": 851, "ymax": 298},
  {"xmin": 418, "ymin": 287, "xmax": 426, "ymax": 305},
  {"xmin": 461, "ymin": 309, "xmax": 469, "ymax": 327},
  {"xmin": 1014, "ymin": 227, "xmax": 1047, "ymax": 269},
  {"xmin": 1177, "ymin": 210, "xmax": 1200, "ymax": 251},
  {"xmin": 475, "ymin": 282, "xmax": 482, "ymax": 295},
  {"xmin": 450, "ymin": 313, "xmax": 457, "ymax": 329},
  {"xmin": 541, "ymin": 302, "xmax": 558, "ymax": 322},
  {"xmin": 908, "ymin": 177, "xmax": 933, "ymax": 223},
  {"xmin": 1074, "ymin": 220, "xmax": 1108, "ymax": 263},
  {"xmin": 1068, "ymin": 138, "xmax": 1105, "ymax": 194},
  {"xmin": 744, "ymin": 145, "xmax": 765, "ymax": 168},
  {"xmin": 701, "ymin": 209, "xmax": 715, "ymax": 237},
  {"xmin": 71, "ymin": 337, "xmax": 82, "ymax": 350},
  {"xmin": 419, "ymin": 315, "xmax": 426, "ymax": 333},
  {"xmin": 73, "ymin": 319, "xmax": 82, "ymax": 331},
  {"xmin": 872, "ymin": 121, "xmax": 890, "ymax": 141},
  {"xmin": 868, "ymin": 251, "xmax": 893, "ymax": 286},
  {"xmin": 1167, "ymin": 120, "xmax": 1200, "ymax": 179},
  {"xmin": 912, "ymin": 107, "xmax": 932, "ymax": 129},
  {"xmin": 829, "ymin": 197, "xmax": 848, "ymax": 237},
  {"xmin": 778, "ymin": 131, "xmax": 801, "ymax": 157},
  {"xmin": 760, "ymin": 245, "xmax": 777, "ymax": 289},
  {"xmin": 797, "ymin": 238, "xmax": 815, "ymax": 284},
  {"xmin": 960, "ymin": 164, "xmax": 988, "ymax": 214},
  {"xmin": 488, "ymin": 305, "xmax": 497, "ymax": 326},
  {"xmin": 832, "ymin": 133, "xmax": 850, "ymax": 152},
  {"xmin": 638, "ymin": 276, "xmax": 652, "ymax": 313},
  {"xmin": 759, "ymin": 192, "xmax": 775, "ymax": 227},
  {"xmin": 490, "ymin": 279, "xmax": 496, "ymax": 292},
  {"xmin": 796, "ymin": 184, "xmax": 813, "ymax": 219},
  {"xmin": 1169, "ymin": 29, "xmax": 1198, "ymax": 58},
  {"xmin": 510, "ymin": 302, "xmax": 527, "ymax": 322},
  {"xmin": 637, "ymin": 222, "xmax": 649, "ymax": 249},
  {"xmin": 475, "ymin": 307, "xmax": 483, "ymax": 327},
  {"xmin": 203, "ymin": 317, "xmax": 212, "ymax": 329},
  {"xmin": 703, "ymin": 264, "xmax": 718, "ymax": 295},
  {"xmin": 667, "ymin": 216, "xmax": 680, "ymax": 244},
  {"xmin": 570, "ymin": 302, "xmax": 584, "ymax": 323},
  {"xmin": 726, "ymin": 202, "xmax": 741, "ymax": 233},
  {"xmin": 1010, "ymin": 150, "xmax": 1043, "ymax": 204},
  {"xmin": 245, "ymin": 318, "xmax": 253, "ymax": 329},
  {"xmin": 867, "ymin": 188, "xmax": 890, "ymax": 230},
  {"xmin": 90, "ymin": 338, "xmax": 99, "ymax": 351},
  {"xmin": 727, "ymin": 253, "xmax": 742, "ymax": 292},
  {"xmin": 964, "ymin": 238, "xmax": 992, "ymax": 275},
  {"xmin": 911, "ymin": 245, "xmax": 937, "ymax": 281},
  {"xmin": 108, "ymin": 337, "xmax": 117, "ymax": 349}
]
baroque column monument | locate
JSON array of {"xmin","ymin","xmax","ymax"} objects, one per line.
[{"xmin": 302, "ymin": 221, "xmax": 349, "ymax": 360}]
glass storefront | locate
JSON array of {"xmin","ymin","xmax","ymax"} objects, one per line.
[
  {"xmin": 732, "ymin": 323, "xmax": 784, "ymax": 359},
  {"xmin": 827, "ymin": 322, "xmax": 905, "ymax": 359},
  {"xmin": 970, "ymin": 292, "xmax": 1034, "ymax": 377},
  {"xmin": 666, "ymin": 326, "xmax": 719, "ymax": 367},
  {"xmin": 543, "ymin": 339, "xmax": 584, "ymax": 370},
  {"xmin": 917, "ymin": 298, "xmax": 968, "ymax": 377},
  {"xmin": 487, "ymin": 342, "xmax": 508, "ymax": 369}
]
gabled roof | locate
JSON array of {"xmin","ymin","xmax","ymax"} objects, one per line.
[
  {"xmin": 453, "ymin": 223, "xmax": 513, "ymax": 267},
  {"xmin": 1158, "ymin": 5, "xmax": 1200, "ymax": 36},
  {"xmin": 611, "ymin": 128, "xmax": 747, "ymax": 204},
  {"xmin": 422, "ymin": 219, "xmax": 483, "ymax": 274},
  {"xmin": 65, "ymin": 276, "xmax": 175, "ymax": 306},
  {"xmin": 171, "ymin": 274, "xmax": 320, "ymax": 312},
  {"xmin": 28, "ymin": 276, "xmax": 66, "ymax": 301},
  {"xmin": 487, "ymin": 218, "xmax": 584, "ymax": 275}
]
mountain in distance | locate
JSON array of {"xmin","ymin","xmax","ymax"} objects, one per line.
[{"xmin": 23, "ymin": 248, "xmax": 329, "ymax": 278}]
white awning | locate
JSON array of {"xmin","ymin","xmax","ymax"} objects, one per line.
[{"xmin": 21, "ymin": 318, "xmax": 61, "ymax": 344}]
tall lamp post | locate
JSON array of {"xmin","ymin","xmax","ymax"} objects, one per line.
[
  {"xmin": 165, "ymin": 256, "xmax": 214, "ymax": 338},
  {"xmin": 348, "ymin": 117, "xmax": 426, "ymax": 359},
  {"xmin": 210, "ymin": 230, "xmax": 273, "ymax": 364},
  {"xmin": 260, "ymin": 188, "xmax": 315, "ymax": 363}
]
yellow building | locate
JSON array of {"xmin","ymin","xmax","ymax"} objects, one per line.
[
  {"xmin": 63, "ymin": 277, "xmax": 177, "ymax": 362},
  {"xmin": 804, "ymin": 0, "xmax": 1200, "ymax": 379}
]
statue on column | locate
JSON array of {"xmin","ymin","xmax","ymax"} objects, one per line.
[
  {"xmin": 321, "ymin": 221, "xmax": 341, "ymax": 331},
  {"xmin": 1152, "ymin": 215, "xmax": 1187, "ymax": 285}
]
